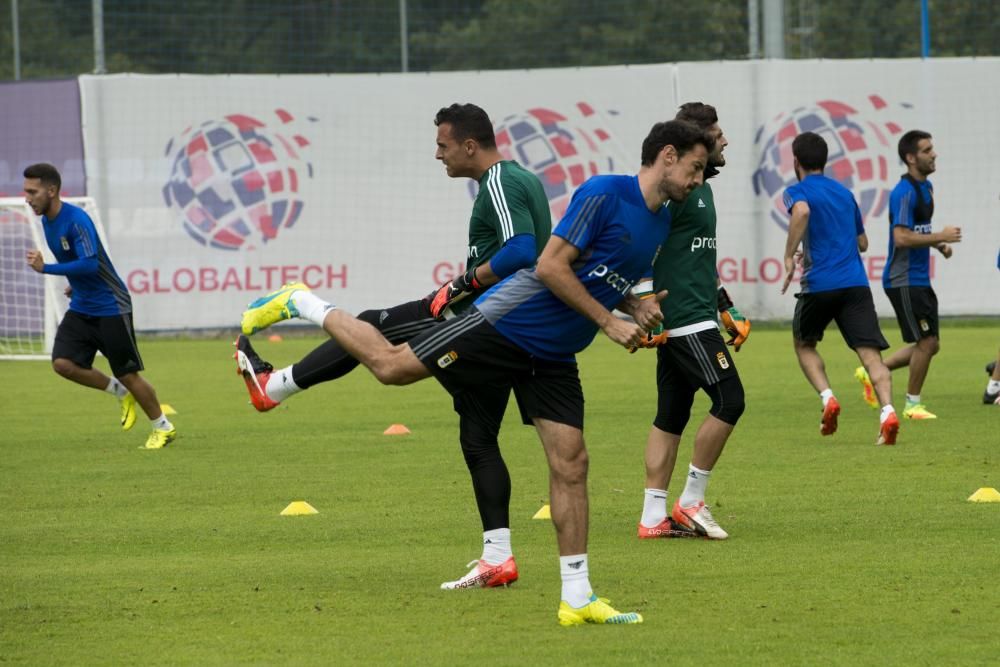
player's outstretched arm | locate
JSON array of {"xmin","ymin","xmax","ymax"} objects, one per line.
[{"xmin": 535, "ymin": 236, "xmax": 645, "ymax": 349}]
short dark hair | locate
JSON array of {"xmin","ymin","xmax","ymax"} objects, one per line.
[
  {"xmin": 792, "ymin": 132, "xmax": 828, "ymax": 171},
  {"xmin": 640, "ymin": 120, "xmax": 714, "ymax": 167},
  {"xmin": 675, "ymin": 102, "xmax": 719, "ymax": 130},
  {"xmin": 23, "ymin": 163, "xmax": 62, "ymax": 190},
  {"xmin": 897, "ymin": 129, "xmax": 932, "ymax": 163},
  {"xmin": 434, "ymin": 103, "xmax": 496, "ymax": 149}
]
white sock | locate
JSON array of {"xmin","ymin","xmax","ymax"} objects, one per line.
[
  {"xmin": 640, "ymin": 488, "xmax": 668, "ymax": 528},
  {"xmin": 559, "ymin": 554, "xmax": 592, "ymax": 608},
  {"xmin": 819, "ymin": 388, "xmax": 834, "ymax": 407},
  {"xmin": 988, "ymin": 380, "xmax": 1000, "ymax": 393},
  {"xmin": 152, "ymin": 415, "xmax": 173, "ymax": 431},
  {"xmin": 880, "ymin": 405, "xmax": 896, "ymax": 423},
  {"xmin": 679, "ymin": 464, "xmax": 711, "ymax": 507},
  {"xmin": 906, "ymin": 393, "xmax": 920, "ymax": 405},
  {"xmin": 291, "ymin": 291, "xmax": 335, "ymax": 327},
  {"xmin": 481, "ymin": 528, "xmax": 512, "ymax": 565},
  {"xmin": 105, "ymin": 378, "xmax": 128, "ymax": 399},
  {"xmin": 265, "ymin": 366, "xmax": 301, "ymax": 402}
]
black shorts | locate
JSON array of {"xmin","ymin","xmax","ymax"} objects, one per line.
[
  {"xmin": 657, "ymin": 327, "xmax": 738, "ymax": 389},
  {"xmin": 793, "ymin": 287, "xmax": 889, "ymax": 350},
  {"xmin": 52, "ymin": 310, "xmax": 145, "ymax": 377},
  {"xmin": 363, "ymin": 298, "xmax": 438, "ymax": 343},
  {"xmin": 408, "ymin": 308, "xmax": 584, "ymax": 430},
  {"xmin": 885, "ymin": 286, "xmax": 939, "ymax": 342}
]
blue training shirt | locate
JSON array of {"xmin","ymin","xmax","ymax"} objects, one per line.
[
  {"xmin": 883, "ymin": 176, "xmax": 933, "ymax": 288},
  {"xmin": 41, "ymin": 202, "xmax": 132, "ymax": 316},
  {"xmin": 783, "ymin": 174, "xmax": 868, "ymax": 294},
  {"xmin": 475, "ymin": 174, "xmax": 671, "ymax": 362}
]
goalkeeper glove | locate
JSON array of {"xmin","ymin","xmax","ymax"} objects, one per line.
[
  {"xmin": 717, "ymin": 286, "xmax": 751, "ymax": 351},
  {"xmin": 628, "ymin": 325, "xmax": 668, "ymax": 353},
  {"xmin": 427, "ymin": 268, "xmax": 482, "ymax": 318}
]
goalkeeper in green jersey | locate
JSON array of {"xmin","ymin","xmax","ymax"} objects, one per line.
[
  {"xmin": 236, "ymin": 103, "xmax": 551, "ymax": 590},
  {"xmin": 634, "ymin": 103, "xmax": 748, "ymax": 540}
]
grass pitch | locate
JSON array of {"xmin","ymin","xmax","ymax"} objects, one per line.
[{"xmin": 1, "ymin": 324, "xmax": 998, "ymax": 665}]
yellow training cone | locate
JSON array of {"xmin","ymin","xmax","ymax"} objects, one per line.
[
  {"xmin": 281, "ymin": 501, "xmax": 319, "ymax": 516},
  {"xmin": 967, "ymin": 487, "xmax": 1000, "ymax": 503},
  {"xmin": 160, "ymin": 404, "xmax": 177, "ymax": 415},
  {"xmin": 532, "ymin": 504, "xmax": 551, "ymax": 520},
  {"xmin": 383, "ymin": 424, "xmax": 411, "ymax": 435}
]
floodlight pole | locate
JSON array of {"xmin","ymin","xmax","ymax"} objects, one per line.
[
  {"xmin": 11, "ymin": 0, "xmax": 20, "ymax": 80},
  {"xmin": 747, "ymin": 0, "xmax": 760, "ymax": 59},
  {"xmin": 399, "ymin": 0, "xmax": 409, "ymax": 73},
  {"xmin": 762, "ymin": 0, "xmax": 785, "ymax": 58},
  {"xmin": 92, "ymin": 0, "xmax": 106, "ymax": 74}
]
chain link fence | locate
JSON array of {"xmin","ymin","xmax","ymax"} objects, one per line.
[{"xmin": 2, "ymin": 0, "xmax": 998, "ymax": 79}]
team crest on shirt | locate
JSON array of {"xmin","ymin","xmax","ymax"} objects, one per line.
[
  {"xmin": 437, "ymin": 351, "xmax": 458, "ymax": 368},
  {"xmin": 716, "ymin": 352, "xmax": 729, "ymax": 369},
  {"xmin": 60, "ymin": 236, "xmax": 70, "ymax": 251}
]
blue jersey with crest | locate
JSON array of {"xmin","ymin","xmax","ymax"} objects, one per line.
[
  {"xmin": 883, "ymin": 175, "xmax": 934, "ymax": 288},
  {"xmin": 475, "ymin": 175, "xmax": 671, "ymax": 362},
  {"xmin": 41, "ymin": 202, "xmax": 131, "ymax": 316},
  {"xmin": 783, "ymin": 174, "xmax": 868, "ymax": 294}
]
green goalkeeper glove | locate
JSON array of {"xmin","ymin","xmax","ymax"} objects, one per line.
[{"xmin": 718, "ymin": 286, "xmax": 751, "ymax": 351}]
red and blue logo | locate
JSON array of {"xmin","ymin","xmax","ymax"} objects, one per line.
[
  {"xmin": 753, "ymin": 95, "xmax": 909, "ymax": 230},
  {"xmin": 163, "ymin": 110, "xmax": 315, "ymax": 250},
  {"xmin": 473, "ymin": 102, "xmax": 619, "ymax": 221}
]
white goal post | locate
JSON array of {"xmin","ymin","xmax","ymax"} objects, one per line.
[{"xmin": 0, "ymin": 197, "xmax": 110, "ymax": 361}]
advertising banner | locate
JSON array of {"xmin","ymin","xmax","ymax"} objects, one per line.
[{"xmin": 78, "ymin": 59, "xmax": 999, "ymax": 330}]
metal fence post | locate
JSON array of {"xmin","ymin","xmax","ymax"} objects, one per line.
[
  {"xmin": 399, "ymin": 0, "xmax": 409, "ymax": 73},
  {"xmin": 12, "ymin": 0, "xmax": 20, "ymax": 80},
  {"xmin": 93, "ymin": 0, "xmax": 106, "ymax": 74}
]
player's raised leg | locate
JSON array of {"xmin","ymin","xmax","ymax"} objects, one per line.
[
  {"xmin": 855, "ymin": 347, "xmax": 898, "ymax": 445},
  {"xmin": 793, "ymin": 338, "xmax": 842, "ymax": 437},
  {"xmin": 240, "ymin": 282, "xmax": 310, "ymax": 335}
]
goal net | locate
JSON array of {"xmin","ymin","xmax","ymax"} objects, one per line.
[{"xmin": 0, "ymin": 197, "xmax": 108, "ymax": 360}]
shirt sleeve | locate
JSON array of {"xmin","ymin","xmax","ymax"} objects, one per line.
[
  {"xmin": 889, "ymin": 183, "xmax": 915, "ymax": 230},
  {"xmin": 853, "ymin": 201, "xmax": 864, "ymax": 235},
  {"xmin": 46, "ymin": 214, "xmax": 100, "ymax": 276},
  {"xmin": 553, "ymin": 180, "xmax": 613, "ymax": 251},
  {"xmin": 485, "ymin": 168, "xmax": 534, "ymax": 242},
  {"xmin": 783, "ymin": 184, "xmax": 805, "ymax": 214}
]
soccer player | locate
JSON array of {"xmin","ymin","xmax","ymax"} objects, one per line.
[
  {"xmin": 984, "ymin": 356, "xmax": 1000, "ymax": 405},
  {"xmin": 779, "ymin": 133, "xmax": 899, "ymax": 445},
  {"xmin": 23, "ymin": 163, "xmax": 176, "ymax": 449},
  {"xmin": 237, "ymin": 103, "xmax": 551, "ymax": 590},
  {"xmin": 240, "ymin": 119, "xmax": 713, "ymax": 625},
  {"xmin": 633, "ymin": 103, "xmax": 748, "ymax": 541},
  {"xmin": 855, "ymin": 130, "xmax": 961, "ymax": 420}
]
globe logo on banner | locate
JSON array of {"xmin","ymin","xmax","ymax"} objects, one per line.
[
  {"xmin": 162, "ymin": 110, "xmax": 315, "ymax": 251},
  {"xmin": 752, "ymin": 95, "xmax": 908, "ymax": 231},
  {"xmin": 474, "ymin": 102, "xmax": 618, "ymax": 220}
]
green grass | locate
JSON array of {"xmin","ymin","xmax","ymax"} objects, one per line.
[{"xmin": 2, "ymin": 325, "xmax": 999, "ymax": 665}]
